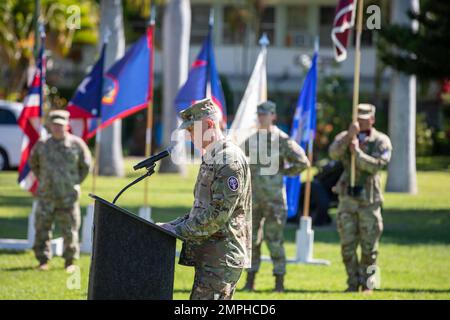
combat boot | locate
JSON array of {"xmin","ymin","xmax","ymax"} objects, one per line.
[
  {"xmin": 274, "ymin": 274, "xmax": 284, "ymax": 293},
  {"xmin": 243, "ymin": 272, "xmax": 256, "ymax": 291},
  {"xmin": 344, "ymin": 285, "xmax": 360, "ymax": 293},
  {"xmin": 361, "ymin": 283, "xmax": 374, "ymax": 294},
  {"xmin": 37, "ymin": 262, "xmax": 49, "ymax": 271},
  {"xmin": 65, "ymin": 259, "xmax": 76, "ymax": 273}
]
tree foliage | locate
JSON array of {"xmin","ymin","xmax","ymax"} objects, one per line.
[{"xmin": 378, "ymin": 1, "xmax": 450, "ymax": 79}]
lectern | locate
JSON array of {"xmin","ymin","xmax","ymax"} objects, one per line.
[{"xmin": 87, "ymin": 195, "xmax": 184, "ymax": 300}]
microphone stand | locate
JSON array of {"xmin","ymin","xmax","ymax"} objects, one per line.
[{"xmin": 112, "ymin": 163, "xmax": 157, "ymax": 205}]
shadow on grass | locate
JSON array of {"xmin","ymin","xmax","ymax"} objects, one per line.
[
  {"xmin": 236, "ymin": 288, "xmax": 344, "ymax": 294},
  {"xmin": 0, "ymin": 205, "xmax": 191, "ymax": 239},
  {"xmin": 285, "ymin": 208, "xmax": 450, "ymax": 246},
  {"xmin": 1, "ymin": 206, "xmax": 449, "ymax": 246},
  {"xmin": 0, "ymin": 195, "xmax": 33, "ymax": 208},
  {"xmin": 0, "ymin": 249, "xmax": 29, "ymax": 255},
  {"xmin": 379, "ymin": 288, "xmax": 450, "ymax": 294},
  {"xmin": 1, "ymin": 266, "xmax": 36, "ymax": 272}
]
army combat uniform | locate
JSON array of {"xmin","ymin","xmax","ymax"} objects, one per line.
[
  {"xmin": 29, "ymin": 110, "xmax": 92, "ymax": 266},
  {"xmin": 329, "ymin": 104, "xmax": 392, "ymax": 290},
  {"xmin": 169, "ymin": 99, "xmax": 252, "ymax": 300},
  {"xmin": 242, "ymin": 101, "xmax": 309, "ymax": 283}
]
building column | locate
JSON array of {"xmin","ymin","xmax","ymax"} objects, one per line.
[
  {"xmin": 275, "ymin": 4, "xmax": 287, "ymax": 47},
  {"xmin": 213, "ymin": 3, "xmax": 223, "ymax": 46},
  {"xmin": 307, "ymin": 4, "xmax": 319, "ymax": 46}
]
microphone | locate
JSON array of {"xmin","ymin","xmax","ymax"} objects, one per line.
[{"xmin": 133, "ymin": 146, "xmax": 173, "ymax": 171}]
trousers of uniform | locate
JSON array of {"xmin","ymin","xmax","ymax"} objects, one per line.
[
  {"xmin": 190, "ymin": 265, "xmax": 243, "ymax": 300},
  {"xmin": 33, "ymin": 199, "xmax": 81, "ymax": 263},
  {"xmin": 336, "ymin": 196, "xmax": 383, "ymax": 288},
  {"xmin": 248, "ymin": 200, "xmax": 287, "ymax": 276}
]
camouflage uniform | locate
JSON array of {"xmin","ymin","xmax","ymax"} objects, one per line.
[
  {"xmin": 329, "ymin": 104, "xmax": 392, "ymax": 290},
  {"xmin": 242, "ymin": 102, "xmax": 309, "ymax": 276},
  {"xmin": 170, "ymin": 99, "xmax": 252, "ymax": 300},
  {"xmin": 29, "ymin": 110, "xmax": 92, "ymax": 264}
]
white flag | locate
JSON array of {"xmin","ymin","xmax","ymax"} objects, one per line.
[{"xmin": 229, "ymin": 46, "xmax": 267, "ymax": 146}]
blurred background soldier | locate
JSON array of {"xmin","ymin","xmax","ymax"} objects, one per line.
[
  {"xmin": 242, "ymin": 101, "xmax": 309, "ymax": 292},
  {"xmin": 30, "ymin": 110, "xmax": 92, "ymax": 271},
  {"xmin": 329, "ymin": 103, "xmax": 392, "ymax": 293},
  {"xmin": 158, "ymin": 99, "xmax": 252, "ymax": 300}
]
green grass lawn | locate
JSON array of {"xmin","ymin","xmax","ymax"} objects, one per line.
[{"xmin": 0, "ymin": 158, "xmax": 450, "ymax": 300}]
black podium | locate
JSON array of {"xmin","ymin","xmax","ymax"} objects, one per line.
[{"xmin": 87, "ymin": 195, "xmax": 184, "ymax": 300}]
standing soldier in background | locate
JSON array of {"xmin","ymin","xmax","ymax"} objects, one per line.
[
  {"xmin": 242, "ymin": 101, "xmax": 310, "ymax": 292},
  {"xmin": 30, "ymin": 110, "xmax": 92, "ymax": 272},
  {"xmin": 329, "ymin": 103, "xmax": 392, "ymax": 293},
  {"xmin": 158, "ymin": 99, "xmax": 252, "ymax": 300}
]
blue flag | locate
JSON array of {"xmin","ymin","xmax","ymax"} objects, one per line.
[
  {"xmin": 175, "ymin": 25, "xmax": 227, "ymax": 125},
  {"xmin": 285, "ymin": 52, "xmax": 318, "ymax": 219},
  {"xmin": 67, "ymin": 44, "xmax": 106, "ymax": 140},
  {"xmin": 99, "ymin": 26, "xmax": 154, "ymax": 133}
]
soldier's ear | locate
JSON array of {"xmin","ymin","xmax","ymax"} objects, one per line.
[{"xmin": 206, "ymin": 118, "xmax": 215, "ymax": 129}]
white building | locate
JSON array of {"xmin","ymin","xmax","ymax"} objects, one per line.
[{"xmin": 152, "ymin": 0, "xmax": 385, "ymax": 110}]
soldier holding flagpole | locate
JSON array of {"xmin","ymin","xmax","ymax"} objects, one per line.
[{"xmin": 330, "ymin": 0, "xmax": 393, "ymax": 292}]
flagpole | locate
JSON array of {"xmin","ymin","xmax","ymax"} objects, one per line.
[
  {"xmin": 91, "ymin": 120, "xmax": 101, "ymax": 194},
  {"xmin": 350, "ymin": 0, "xmax": 364, "ymax": 189},
  {"xmin": 38, "ymin": 22, "xmax": 46, "ymax": 134},
  {"xmin": 143, "ymin": 6, "xmax": 156, "ymax": 209},
  {"xmin": 302, "ymin": 38, "xmax": 318, "ymax": 218},
  {"xmin": 91, "ymin": 30, "xmax": 110, "ymax": 195},
  {"xmin": 302, "ymin": 132, "xmax": 314, "ymax": 217}
]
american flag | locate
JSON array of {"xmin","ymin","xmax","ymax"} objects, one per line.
[
  {"xmin": 17, "ymin": 26, "xmax": 46, "ymax": 194},
  {"xmin": 331, "ymin": 0, "xmax": 356, "ymax": 62}
]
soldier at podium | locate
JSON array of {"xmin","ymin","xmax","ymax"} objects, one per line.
[{"xmin": 158, "ymin": 99, "xmax": 252, "ymax": 300}]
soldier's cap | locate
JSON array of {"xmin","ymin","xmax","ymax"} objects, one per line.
[
  {"xmin": 357, "ymin": 103, "xmax": 376, "ymax": 120},
  {"xmin": 49, "ymin": 109, "xmax": 70, "ymax": 126},
  {"xmin": 178, "ymin": 98, "xmax": 218, "ymax": 130},
  {"xmin": 257, "ymin": 100, "xmax": 276, "ymax": 114}
]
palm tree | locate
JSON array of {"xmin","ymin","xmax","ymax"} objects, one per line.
[
  {"xmin": 159, "ymin": 0, "xmax": 191, "ymax": 173},
  {"xmin": 98, "ymin": 0, "xmax": 125, "ymax": 177},
  {"xmin": 385, "ymin": 0, "xmax": 419, "ymax": 193},
  {"xmin": 0, "ymin": 0, "xmax": 98, "ymax": 99}
]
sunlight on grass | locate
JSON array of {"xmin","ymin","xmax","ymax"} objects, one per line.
[{"xmin": 1, "ymin": 158, "xmax": 449, "ymax": 300}]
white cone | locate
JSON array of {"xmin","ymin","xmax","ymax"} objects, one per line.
[
  {"xmin": 139, "ymin": 207, "xmax": 153, "ymax": 223},
  {"xmin": 80, "ymin": 203, "xmax": 94, "ymax": 253}
]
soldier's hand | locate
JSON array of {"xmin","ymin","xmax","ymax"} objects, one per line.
[
  {"xmin": 349, "ymin": 139, "xmax": 359, "ymax": 153},
  {"xmin": 348, "ymin": 121, "xmax": 360, "ymax": 139}
]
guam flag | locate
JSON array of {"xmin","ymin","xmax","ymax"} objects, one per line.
[
  {"xmin": 18, "ymin": 26, "xmax": 46, "ymax": 194},
  {"xmin": 285, "ymin": 52, "xmax": 318, "ymax": 218},
  {"xmin": 68, "ymin": 25, "xmax": 154, "ymax": 139},
  {"xmin": 175, "ymin": 24, "xmax": 227, "ymax": 125},
  {"xmin": 67, "ymin": 44, "xmax": 106, "ymax": 140}
]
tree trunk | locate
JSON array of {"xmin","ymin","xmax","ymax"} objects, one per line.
[
  {"xmin": 159, "ymin": 0, "xmax": 191, "ymax": 173},
  {"xmin": 98, "ymin": 0, "xmax": 125, "ymax": 177},
  {"xmin": 386, "ymin": 0, "xmax": 419, "ymax": 193}
]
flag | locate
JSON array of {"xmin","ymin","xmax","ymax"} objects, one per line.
[
  {"xmin": 175, "ymin": 25, "xmax": 227, "ymax": 124},
  {"xmin": 67, "ymin": 44, "xmax": 106, "ymax": 140},
  {"xmin": 229, "ymin": 43, "xmax": 267, "ymax": 145},
  {"xmin": 91, "ymin": 25, "xmax": 154, "ymax": 136},
  {"xmin": 18, "ymin": 29, "xmax": 46, "ymax": 194},
  {"xmin": 331, "ymin": 0, "xmax": 356, "ymax": 62},
  {"xmin": 285, "ymin": 52, "xmax": 318, "ymax": 219}
]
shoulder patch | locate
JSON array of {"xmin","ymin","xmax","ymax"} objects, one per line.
[{"xmin": 227, "ymin": 176, "xmax": 239, "ymax": 192}]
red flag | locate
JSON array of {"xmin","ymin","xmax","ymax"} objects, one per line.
[
  {"xmin": 18, "ymin": 28, "xmax": 46, "ymax": 194},
  {"xmin": 331, "ymin": 0, "xmax": 356, "ymax": 62}
]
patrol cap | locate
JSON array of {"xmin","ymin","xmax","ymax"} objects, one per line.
[
  {"xmin": 178, "ymin": 98, "xmax": 218, "ymax": 130},
  {"xmin": 49, "ymin": 110, "xmax": 70, "ymax": 126},
  {"xmin": 357, "ymin": 103, "xmax": 376, "ymax": 120},
  {"xmin": 257, "ymin": 100, "xmax": 276, "ymax": 114}
]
